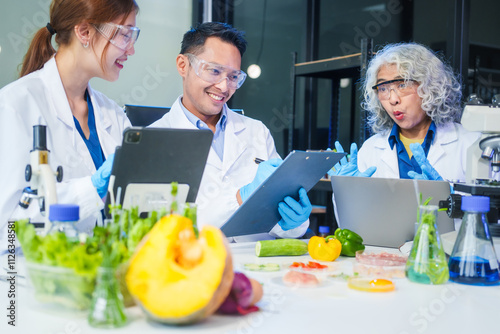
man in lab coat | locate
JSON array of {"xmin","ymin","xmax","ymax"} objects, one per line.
[{"xmin": 151, "ymin": 22, "xmax": 310, "ymax": 239}]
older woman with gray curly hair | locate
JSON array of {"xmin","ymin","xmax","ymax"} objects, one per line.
[{"xmin": 332, "ymin": 42, "xmax": 479, "ymax": 182}]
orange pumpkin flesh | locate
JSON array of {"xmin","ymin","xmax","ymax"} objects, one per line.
[{"xmin": 126, "ymin": 215, "xmax": 234, "ymax": 325}]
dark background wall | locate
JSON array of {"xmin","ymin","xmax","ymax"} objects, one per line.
[
  {"xmin": 195, "ymin": 0, "xmax": 500, "ymax": 157},
  {"xmin": 193, "ymin": 0, "xmax": 500, "ymax": 232}
]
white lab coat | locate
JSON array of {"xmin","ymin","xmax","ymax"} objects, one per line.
[
  {"xmin": 357, "ymin": 122, "xmax": 481, "ymax": 182},
  {"xmin": 0, "ymin": 57, "xmax": 130, "ymax": 242},
  {"xmin": 150, "ymin": 96, "xmax": 309, "ymax": 239}
]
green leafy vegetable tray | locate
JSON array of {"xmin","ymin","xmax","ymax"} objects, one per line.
[
  {"xmin": 26, "ymin": 261, "xmax": 95, "ymax": 311},
  {"xmin": 15, "ymin": 206, "xmax": 167, "ymax": 311}
]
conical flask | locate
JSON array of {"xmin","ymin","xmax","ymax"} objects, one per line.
[
  {"xmin": 88, "ymin": 266, "xmax": 127, "ymax": 328},
  {"xmin": 405, "ymin": 205, "xmax": 449, "ymax": 284},
  {"xmin": 449, "ymin": 196, "xmax": 500, "ymax": 285}
]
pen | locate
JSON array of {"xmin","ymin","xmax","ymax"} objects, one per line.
[{"xmin": 254, "ymin": 157, "xmax": 264, "ymax": 164}]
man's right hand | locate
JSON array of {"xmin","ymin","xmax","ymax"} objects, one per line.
[{"xmin": 238, "ymin": 158, "xmax": 282, "ymax": 203}]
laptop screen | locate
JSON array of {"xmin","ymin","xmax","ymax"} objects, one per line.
[{"xmin": 331, "ymin": 176, "xmax": 454, "ymax": 248}]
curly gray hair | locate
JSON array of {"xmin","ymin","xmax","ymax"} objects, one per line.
[{"xmin": 361, "ymin": 42, "xmax": 462, "ymax": 134}]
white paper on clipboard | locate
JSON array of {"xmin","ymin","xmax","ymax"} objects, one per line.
[{"xmin": 220, "ymin": 150, "xmax": 345, "ymax": 237}]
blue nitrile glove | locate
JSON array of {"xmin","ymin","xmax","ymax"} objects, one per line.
[
  {"xmin": 278, "ymin": 188, "xmax": 312, "ymax": 231},
  {"xmin": 91, "ymin": 153, "xmax": 115, "ymax": 198},
  {"xmin": 328, "ymin": 141, "xmax": 377, "ymax": 177},
  {"xmin": 239, "ymin": 158, "xmax": 282, "ymax": 202},
  {"xmin": 407, "ymin": 143, "xmax": 443, "ymax": 181}
]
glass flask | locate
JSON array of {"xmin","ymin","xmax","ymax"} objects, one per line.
[
  {"xmin": 449, "ymin": 196, "xmax": 500, "ymax": 285},
  {"xmin": 405, "ymin": 205, "xmax": 449, "ymax": 284},
  {"xmin": 88, "ymin": 266, "xmax": 127, "ymax": 328}
]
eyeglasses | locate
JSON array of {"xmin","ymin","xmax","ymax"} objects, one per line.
[
  {"xmin": 372, "ymin": 79, "xmax": 418, "ymax": 100},
  {"xmin": 93, "ymin": 22, "xmax": 140, "ymax": 51},
  {"xmin": 185, "ymin": 53, "xmax": 247, "ymax": 89}
]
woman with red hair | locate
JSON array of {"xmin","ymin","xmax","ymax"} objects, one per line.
[{"xmin": 0, "ymin": 0, "xmax": 140, "ymax": 237}]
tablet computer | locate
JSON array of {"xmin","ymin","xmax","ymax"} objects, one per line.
[
  {"xmin": 105, "ymin": 127, "xmax": 213, "ymax": 217},
  {"xmin": 220, "ymin": 150, "xmax": 345, "ymax": 237}
]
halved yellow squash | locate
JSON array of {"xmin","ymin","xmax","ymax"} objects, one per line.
[{"xmin": 126, "ymin": 214, "xmax": 233, "ymax": 325}]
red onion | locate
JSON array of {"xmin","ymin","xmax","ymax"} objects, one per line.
[{"xmin": 218, "ymin": 272, "xmax": 257, "ymax": 314}]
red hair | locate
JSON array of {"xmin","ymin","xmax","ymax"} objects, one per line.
[{"xmin": 20, "ymin": 0, "xmax": 139, "ymax": 77}]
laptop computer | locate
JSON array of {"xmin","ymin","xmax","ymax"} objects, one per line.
[{"xmin": 330, "ymin": 175, "xmax": 455, "ymax": 248}]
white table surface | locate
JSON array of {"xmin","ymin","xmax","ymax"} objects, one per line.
[{"xmin": 1, "ymin": 241, "xmax": 499, "ymax": 334}]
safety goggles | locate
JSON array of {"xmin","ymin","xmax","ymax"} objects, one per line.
[
  {"xmin": 186, "ymin": 53, "xmax": 247, "ymax": 89},
  {"xmin": 372, "ymin": 79, "xmax": 418, "ymax": 100},
  {"xmin": 93, "ymin": 22, "xmax": 140, "ymax": 51}
]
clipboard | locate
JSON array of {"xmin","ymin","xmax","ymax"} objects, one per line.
[
  {"xmin": 104, "ymin": 127, "xmax": 213, "ymax": 217},
  {"xmin": 220, "ymin": 150, "xmax": 345, "ymax": 237}
]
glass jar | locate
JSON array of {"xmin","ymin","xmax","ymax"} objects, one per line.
[
  {"xmin": 449, "ymin": 196, "xmax": 500, "ymax": 285},
  {"xmin": 405, "ymin": 205, "xmax": 449, "ymax": 284},
  {"xmin": 47, "ymin": 204, "xmax": 79, "ymax": 239},
  {"xmin": 318, "ymin": 225, "xmax": 331, "ymax": 237}
]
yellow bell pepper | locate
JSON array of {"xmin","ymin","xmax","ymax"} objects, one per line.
[{"xmin": 308, "ymin": 236, "xmax": 342, "ymax": 262}]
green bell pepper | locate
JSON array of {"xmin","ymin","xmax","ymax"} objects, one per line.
[{"xmin": 326, "ymin": 228, "xmax": 365, "ymax": 257}]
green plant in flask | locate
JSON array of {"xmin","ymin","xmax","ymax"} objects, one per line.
[{"xmin": 406, "ymin": 204, "xmax": 449, "ymax": 284}]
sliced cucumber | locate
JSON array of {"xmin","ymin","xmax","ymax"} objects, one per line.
[
  {"xmin": 244, "ymin": 263, "xmax": 281, "ymax": 272},
  {"xmin": 260, "ymin": 263, "xmax": 280, "ymax": 271},
  {"xmin": 244, "ymin": 263, "xmax": 263, "ymax": 271}
]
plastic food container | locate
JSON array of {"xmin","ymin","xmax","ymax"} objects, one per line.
[
  {"xmin": 25, "ymin": 261, "xmax": 95, "ymax": 312},
  {"xmin": 25, "ymin": 261, "xmax": 134, "ymax": 312},
  {"xmin": 353, "ymin": 250, "xmax": 408, "ymax": 279}
]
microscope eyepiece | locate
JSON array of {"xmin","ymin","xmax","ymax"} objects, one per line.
[{"xmin": 33, "ymin": 125, "xmax": 48, "ymax": 151}]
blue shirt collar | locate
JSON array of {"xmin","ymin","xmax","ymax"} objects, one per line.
[
  {"xmin": 179, "ymin": 98, "xmax": 227, "ymax": 160},
  {"xmin": 387, "ymin": 121, "xmax": 436, "ymax": 179},
  {"xmin": 388, "ymin": 121, "xmax": 436, "ymax": 152},
  {"xmin": 180, "ymin": 99, "xmax": 227, "ymax": 132},
  {"xmin": 388, "ymin": 123, "xmax": 399, "ymax": 150}
]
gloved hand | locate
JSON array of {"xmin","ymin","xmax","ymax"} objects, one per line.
[
  {"xmin": 91, "ymin": 153, "xmax": 115, "ymax": 198},
  {"xmin": 407, "ymin": 143, "xmax": 443, "ymax": 181},
  {"xmin": 328, "ymin": 141, "xmax": 377, "ymax": 177},
  {"xmin": 278, "ymin": 188, "xmax": 312, "ymax": 231},
  {"xmin": 239, "ymin": 158, "xmax": 282, "ymax": 202}
]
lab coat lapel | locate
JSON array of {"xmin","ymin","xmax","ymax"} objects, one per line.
[
  {"xmin": 42, "ymin": 58, "xmax": 95, "ymax": 172},
  {"xmin": 221, "ymin": 109, "xmax": 246, "ymax": 176},
  {"xmin": 428, "ymin": 123, "xmax": 456, "ymax": 166},
  {"xmin": 169, "ymin": 99, "xmax": 200, "ymax": 130},
  {"xmin": 169, "ymin": 100, "xmax": 222, "ymax": 170},
  {"xmin": 88, "ymin": 85, "xmax": 118, "ymax": 158},
  {"xmin": 376, "ymin": 135, "xmax": 399, "ymax": 176},
  {"xmin": 43, "ymin": 58, "xmax": 75, "ymax": 130}
]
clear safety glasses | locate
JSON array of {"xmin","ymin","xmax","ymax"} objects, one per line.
[
  {"xmin": 372, "ymin": 79, "xmax": 418, "ymax": 100},
  {"xmin": 93, "ymin": 22, "xmax": 140, "ymax": 51},
  {"xmin": 186, "ymin": 53, "xmax": 247, "ymax": 89}
]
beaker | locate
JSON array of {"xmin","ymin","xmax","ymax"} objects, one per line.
[
  {"xmin": 449, "ymin": 196, "xmax": 500, "ymax": 285},
  {"xmin": 405, "ymin": 205, "xmax": 449, "ymax": 284}
]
